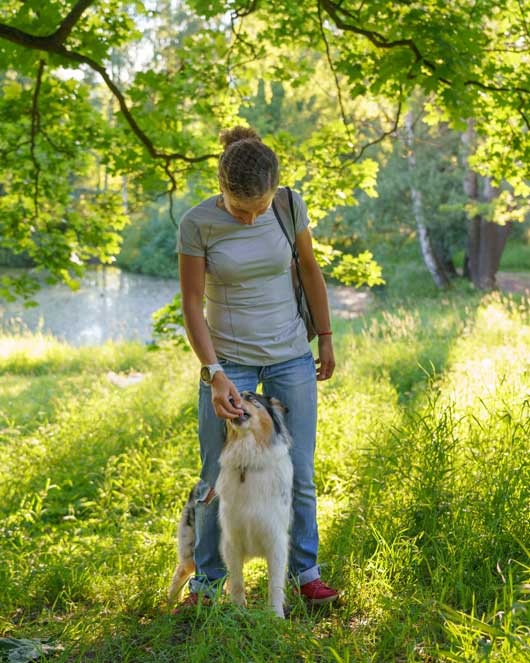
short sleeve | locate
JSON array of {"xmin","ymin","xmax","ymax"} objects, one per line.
[
  {"xmin": 177, "ymin": 214, "xmax": 205, "ymax": 257},
  {"xmin": 291, "ymin": 190, "xmax": 310, "ymax": 235}
]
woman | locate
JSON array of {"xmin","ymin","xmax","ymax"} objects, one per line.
[{"xmin": 177, "ymin": 126, "xmax": 337, "ymax": 607}]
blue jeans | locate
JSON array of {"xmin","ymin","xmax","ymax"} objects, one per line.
[{"xmin": 189, "ymin": 350, "xmax": 320, "ymax": 596}]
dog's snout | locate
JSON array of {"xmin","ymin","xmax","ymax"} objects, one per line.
[{"xmin": 229, "ymin": 396, "xmax": 251, "ymax": 421}]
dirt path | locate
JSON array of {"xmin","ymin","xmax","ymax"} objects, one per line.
[
  {"xmin": 497, "ymin": 271, "xmax": 530, "ymax": 294},
  {"xmin": 327, "ymin": 286, "xmax": 372, "ymax": 320},
  {"xmin": 328, "ymin": 271, "xmax": 530, "ymax": 320}
]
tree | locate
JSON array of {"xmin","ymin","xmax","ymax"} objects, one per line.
[
  {"xmin": 195, "ymin": 0, "xmax": 530, "ymax": 288},
  {"xmin": 404, "ymin": 108, "xmax": 451, "ymax": 289},
  {"xmin": 1, "ymin": 0, "xmax": 529, "ymax": 295},
  {"xmin": 460, "ymin": 120, "xmax": 518, "ymax": 290},
  {"xmin": 0, "ymin": 1, "xmax": 236, "ymax": 299}
]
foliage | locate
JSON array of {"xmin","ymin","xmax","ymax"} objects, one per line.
[
  {"xmin": 149, "ymin": 292, "xmax": 189, "ymax": 352},
  {"xmin": 329, "ymin": 250, "xmax": 383, "ymax": 287},
  {"xmin": 0, "ymin": 66, "xmax": 128, "ymax": 298},
  {"xmin": 0, "ymin": 1, "xmax": 238, "ymax": 299},
  {"xmin": 0, "ymin": 637, "xmax": 63, "ymax": 663},
  {"xmin": 1, "ymin": 0, "xmax": 528, "ymax": 298},
  {"xmin": 115, "ymin": 200, "xmax": 182, "ymax": 278}
]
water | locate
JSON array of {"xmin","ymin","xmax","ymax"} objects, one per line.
[
  {"xmin": 0, "ymin": 266, "xmax": 370, "ymax": 346},
  {"xmin": 0, "ymin": 267, "xmax": 179, "ymax": 346}
]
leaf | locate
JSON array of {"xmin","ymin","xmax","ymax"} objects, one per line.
[
  {"xmin": 0, "ymin": 638, "xmax": 62, "ymax": 663},
  {"xmin": 3, "ymin": 80, "xmax": 23, "ymax": 100},
  {"xmin": 330, "ymin": 251, "xmax": 385, "ymax": 287}
]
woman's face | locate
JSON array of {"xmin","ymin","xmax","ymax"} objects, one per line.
[{"xmin": 221, "ymin": 189, "xmax": 275, "ymax": 225}]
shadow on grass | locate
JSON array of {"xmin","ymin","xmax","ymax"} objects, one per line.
[
  {"xmin": 318, "ymin": 369, "xmax": 530, "ymax": 659},
  {"xmin": 0, "ymin": 376, "xmax": 201, "ymax": 619},
  {"xmin": 364, "ymin": 293, "xmax": 482, "ymax": 408},
  {"xmin": 45, "ymin": 603, "xmax": 324, "ymax": 663}
]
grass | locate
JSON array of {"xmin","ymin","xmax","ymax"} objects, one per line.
[
  {"xmin": 1, "ymin": 289, "xmax": 530, "ymax": 662},
  {"xmin": 499, "ymin": 233, "xmax": 530, "ymax": 272}
]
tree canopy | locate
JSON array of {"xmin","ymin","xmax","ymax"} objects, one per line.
[{"xmin": 1, "ymin": 0, "xmax": 529, "ymax": 297}]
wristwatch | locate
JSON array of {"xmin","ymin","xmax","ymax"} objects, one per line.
[{"xmin": 200, "ymin": 363, "xmax": 224, "ymax": 384}]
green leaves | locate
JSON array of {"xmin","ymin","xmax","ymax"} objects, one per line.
[
  {"xmin": 330, "ymin": 250, "xmax": 385, "ymax": 288},
  {"xmin": 149, "ymin": 293, "xmax": 189, "ymax": 351},
  {"xmin": 0, "ymin": 65, "xmax": 129, "ymax": 298},
  {"xmin": 1, "ymin": 0, "xmax": 529, "ymax": 301}
]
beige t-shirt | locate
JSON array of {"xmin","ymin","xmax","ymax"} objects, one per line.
[{"xmin": 178, "ymin": 187, "xmax": 311, "ymax": 365}]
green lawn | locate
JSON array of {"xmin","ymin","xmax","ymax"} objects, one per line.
[{"xmin": 1, "ymin": 288, "xmax": 529, "ymax": 662}]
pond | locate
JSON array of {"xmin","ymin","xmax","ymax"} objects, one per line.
[
  {"xmin": 0, "ymin": 267, "xmax": 179, "ymax": 346},
  {"xmin": 0, "ymin": 266, "xmax": 370, "ymax": 346}
]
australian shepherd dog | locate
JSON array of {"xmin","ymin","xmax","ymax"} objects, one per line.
[{"xmin": 168, "ymin": 391, "xmax": 293, "ymax": 617}]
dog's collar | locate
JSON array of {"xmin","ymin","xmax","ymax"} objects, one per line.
[{"xmin": 238, "ymin": 465, "xmax": 266, "ymax": 482}]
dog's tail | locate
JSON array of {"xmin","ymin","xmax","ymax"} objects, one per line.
[{"xmin": 168, "ymin": 495, "xmax": 196, "ymax": 606}]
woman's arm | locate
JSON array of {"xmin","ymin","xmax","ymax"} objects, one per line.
[
  {"xmin": 295, "ymin": 228, "xmax": 336, "ymax": 381},
  {"xmin": 179, "ymin": 254, "xmax": 243, "ymax": 418}
]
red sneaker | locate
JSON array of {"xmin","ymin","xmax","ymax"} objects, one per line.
[
  {"xmin": 295, "ymin": 579, "xmax": 339, "ymax": 605},
  {"xmin": 171, "ymin": 593, "xmax": 212, "ymax": 614}
]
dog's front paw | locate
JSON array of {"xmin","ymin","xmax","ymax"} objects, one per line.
[
  {"xmin": 230, "ymin": 589, "xmax": 247, "ymax": 608},
  {"xmin": 271, "ymin": 604, "xmax": 285, "ymax": 618}
]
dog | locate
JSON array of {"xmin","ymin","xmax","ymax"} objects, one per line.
[{"xmin": 168, "ymin": 391, "xmax": 293, "ymax": 617}]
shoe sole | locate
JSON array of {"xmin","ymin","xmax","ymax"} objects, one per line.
[{"xmin": 305, "ymin": 594, "xmax": 339, "ymax": 606}]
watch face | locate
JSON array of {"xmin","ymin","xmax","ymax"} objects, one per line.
[{"xmin": 200, "ymin": 366, "xmax": 211, "ymax": 383}]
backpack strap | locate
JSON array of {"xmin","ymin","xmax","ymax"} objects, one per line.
[
  {"xmin": 271, "ymin": 186, "xmax": 298, "ymax": 257},
  {"xmin": 272, "ymin": 188, "xmax": 293, "ymax": 254},
  {"xmin": 271, "ymin": 187, "xmax": 307, "ymax": 322},
  {"xmin": 285, "ymin": 186, "xmax": 297, "ymax": 248}
]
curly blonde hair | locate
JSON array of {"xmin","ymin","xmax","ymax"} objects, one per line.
[{"xmin": 218, "ymin": 126, "xmax": 280, "ymax": 200}]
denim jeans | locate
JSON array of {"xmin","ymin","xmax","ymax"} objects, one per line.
[{"xmin": 189, "ymin": 350, "xmax": 320, "ymax": 596}]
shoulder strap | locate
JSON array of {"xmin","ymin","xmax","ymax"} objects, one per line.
[
  {"xmin": 271, "ymin": 186, "xmax": 297, "ymax": 257},
  {"xmin": 285, "ymin": 186, "xmax": 297, "ymax": 241}
]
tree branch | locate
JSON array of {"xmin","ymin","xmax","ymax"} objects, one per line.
[
  {"xmin": 347, "ymin": 90, "xmax": 403, "ymax": 163},
  {"xmin": 0, "ymin": 22, "xmax": 219, "ymax": 164},
  {"xmin": 517, "ymin": 0, "xmax": 530, "ymax": 46},
  {"xmin": 463, "ymin": 78, "xmax": 530, "ymax": 96},
  {"xmin": 319, "ymin": 0, "xmax": 425, "ymax": 60},
  {"xmin": 234, "ymin": 0, "xmax": 259, "ymax": 18},
  {"xmin": 319, "ymin": 0, "xmax": 529, "ymax": 95},
  {"xmin": 0, "ymin": 138, "xmax": 33, "ymax": 159},
  {"xmin": 30, "ymin": 60, "xmax": 45, "ymax": 219},
  {"xmin": 317, "ymin": 1, "xmax": 354, "ymax": 142},
  {"xmin": 518, "ymin": 106, "xmax": 530, "ymax": 131},
  {"xmin": 51, "ymin": 0, "xmax": 96, "ymax": 44}
]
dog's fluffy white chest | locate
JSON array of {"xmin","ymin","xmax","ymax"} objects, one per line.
[{"xmin": 216, "ymin": 442, "xmax": 293, "ymax": 561}]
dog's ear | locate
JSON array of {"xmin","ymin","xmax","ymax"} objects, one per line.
[
  {"xmin": 269, "ymin": 397, "xmax": 289, "ymax": 415},
  {"xmin": 265, "ymin": 397, "xmax": 288, "ymax": 437}
]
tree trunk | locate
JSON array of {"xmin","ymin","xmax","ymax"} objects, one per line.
[
  {"xmin": 405, "ymin": 110, "xmax": 450, "ymax": 289},
  {"xmin": 461, "ymin": 120, "xmax": 512, "ymax": 289}
]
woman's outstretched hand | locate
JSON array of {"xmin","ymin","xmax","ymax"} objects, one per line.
[{"xmin": 211, "ymin": 372, "xmax": 245, "ymax": 419}]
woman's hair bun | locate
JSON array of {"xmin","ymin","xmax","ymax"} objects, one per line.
[{"xmin": 220, "ymin": 126, "xmax": 261, "ymax": 149}]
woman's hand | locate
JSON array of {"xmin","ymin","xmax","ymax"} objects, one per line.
[
  {"xmin": 316, "ymin": 335, "xmax": 335, "ymax": 381},
  {"xmin": 210, "ymin": 372, "xmax": 245, "ymax": 419}
]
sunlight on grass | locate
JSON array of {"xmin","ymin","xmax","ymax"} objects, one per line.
[{"xmin": 1, "ymin": 293, "xmax": 529, "ymax": 662}]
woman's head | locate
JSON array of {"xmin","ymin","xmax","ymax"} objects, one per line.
[{"xmin": 218, "ymin": 126, "xmax": 279, "ymax": 224}]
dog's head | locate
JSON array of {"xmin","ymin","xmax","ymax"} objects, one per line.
[{"xmin": 226, "ymin": 391, "xmax": 289, "ymax": 447}]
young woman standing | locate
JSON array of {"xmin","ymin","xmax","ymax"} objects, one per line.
[{"xmin": 177, "ymin": 126, "xmax": 337, "ymax": 607}]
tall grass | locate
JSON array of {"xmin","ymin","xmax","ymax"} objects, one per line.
[{"xmin": 1, "ymin": 292, "xmax": 529, "ymax": 662}]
